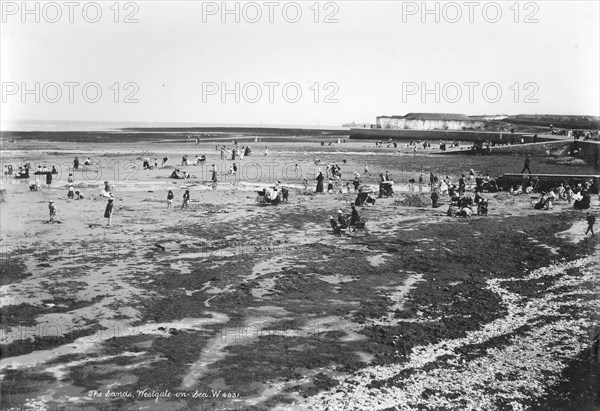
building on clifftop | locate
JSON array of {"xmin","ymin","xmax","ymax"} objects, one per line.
[{"xmin": 376, "ymin": 113, "xmax": 485, "ymax": 131}]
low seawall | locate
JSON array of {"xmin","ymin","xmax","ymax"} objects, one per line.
[
  {"xmin": 349, "ymin": 128, "xmax": 542, "ymax": 143},
  {"xmin": 488, "ymin": 140, "xmax": 598, "ymax": 169},
  {"xmin": 488, "ymin": 141, "xmax": 571, "ymax": 155},
  {"xmin": 573, "ymin": 141, "xmax": 600, "ymax": 169}
]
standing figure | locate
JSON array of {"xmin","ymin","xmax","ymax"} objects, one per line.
[
  {"xmin": 182, "ymin": 190, "xmax": 190, "ymax": 210},
  {"xmin": 45, "ymin": 171, "xmax": 53, "ymax": 187},
  {"xmin": 431, "ymin": 190, "xmax": 439, "ymax": 208},
  {"xmin": 316, "ymin": 172, "xmax": 324, "ymax": 193},
  {"xmin": 211, "ymin": 164, "xmax": 218, "ymax": 182},
  {"xmin": 167, "ymin": 190, "xmax": 174, "ymax": 209},
  {"xmin": 521, "ymin": 155, "xmax": 532, "ymax": 174},
  {"xmin": 48, "ymin": 201, "xmax": 56, "ymax": 222},
  {"xmin": 104, "ymin": 197, "xmax": 114, "ymax": 226},
  {"xmin": 586, "ymin": 212, "xmax": 596, "ymax": 237},
  {"xmin": 458, "ymin": 174, "xmax": 466, "ymax": 196}
]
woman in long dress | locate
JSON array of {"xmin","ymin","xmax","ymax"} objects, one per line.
[
  {"xmin": 104, "ymin": 198, "xmax": 114, "ymax": 226},
  {"xmin": 211, "ymin": 164, "xmax": 218, "ymax": 182},
  {"xmin": 316, "ymin": 172, "xmax": 324, "ymax": 193}
]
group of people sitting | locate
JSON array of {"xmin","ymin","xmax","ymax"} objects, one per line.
[
  {"xmin": 66, "ymin": 183, "xmax": 84, "ymax": 200},
  {"xmin": 257, "ymin": 181, "xmax": 289, "ymax": 205},
  {"xmin": 355, "ymin": 186, "xmax": 377, "ymax": 206},
  {"xmin": 474, "ymin": 175, "xmax": 499, "ymax": 193},
  {"xmin": 170, "ymin": 169, "xmax": 191, "ymax": 179},
  {"xmin": 181, "ymin": 154, "xmax": 207, "ymax": 166},
  {"xmin": 34, "ymin": 165, "xmax": 58, "ymax": 175},
  {"xmin": 329, "ymin": 203, "xmax": 363, "ymax": 235},
  {"xmin": 376, "ymin": 140, "xmax": 398, "ymax": 148},
  {"xmin": 73, "ymin": 157, "xmax": 93, "ymax": 169},
  {"xmin": 533, "ymin": 182, "xmax": 593, "ymax": 210},
  {"xmin": 444, "ymin": 192, "xmax": 488, "ymax": 218},
  {"xmin": 14, "ymin": 166, "xmax": 30, "ymax": 178}
]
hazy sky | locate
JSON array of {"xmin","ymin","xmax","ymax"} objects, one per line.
[{"xmin": 1, "ymin": 0, "xmax": 599, "ymax": 127}]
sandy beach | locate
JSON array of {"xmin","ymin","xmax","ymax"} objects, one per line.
[{"xmin": 1, "ymin": 135, "xmax": 599, "ymax": 410}]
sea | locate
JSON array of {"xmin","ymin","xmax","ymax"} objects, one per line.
[{"xmin": 1, "ymin": 119, "xmax": 346, "ymax": 132}]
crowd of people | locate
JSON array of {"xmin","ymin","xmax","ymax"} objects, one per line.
[
  {"xmin": 7, "ymin": 138, "xmax": 597, "ymax": 239},
  {"xmin": 531, "ymin": 182, "xmax": 594, "ymax": 211}
]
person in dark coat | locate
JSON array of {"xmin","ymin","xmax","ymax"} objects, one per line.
[
  {"xmin": 104, "ymin": 198, "xmax": 114, "ymax": 226},
  {"xmin": 458, "ymin": 174, "xmax": 466, "ymax": 196},
  {"xmin": 586, "ymin": 212, "xmax": 595, "ymax": 237},
  {"xmin": 350, "ymin": 204, "xmax": 360, "ymax": 226},
  {"xmin": 48, "ymin": 201, "xmax": 56, "ymax": 222},
  {"xmin": 431, "ymin": 190, "xmax": 439, "ymax": 208},
  {"xmin": 521, "ymin": 154, "xmax": 532, "ymax": 174},
  {"xmin": 316, "ymin": 172, "xmax": 324, "ymax": 193}
]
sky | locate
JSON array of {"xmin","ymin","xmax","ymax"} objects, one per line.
[{"xmin": 1, "ymin": 0, "xmax": 599, "ymax": 129}]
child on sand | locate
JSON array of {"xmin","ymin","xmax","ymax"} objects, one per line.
[
  {"xmin": 48, "ymin": 201, "xmax": 56, "ymax": 222},
  {"xmin": 182, "ymin": 190, "xmax": 190, "ymax": 210},
  {"xmin": 167, "ymin": 190, "xmax": 174, "ymax": 209},
  {"xmin": 104, "ymin": 197, "xmax": 114, "ymax": 226},
  {"xmin": 566, "ymin": 186, "xmax": 574, "ymax": 204}
]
